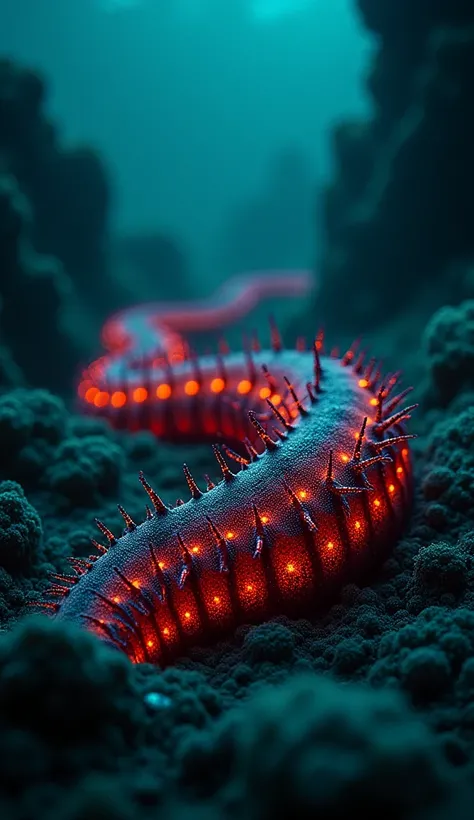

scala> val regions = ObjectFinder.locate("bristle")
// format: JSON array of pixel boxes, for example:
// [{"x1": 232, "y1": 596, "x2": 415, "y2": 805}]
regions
[
  {"x1": 325, "y1": 449, "x2": 372, "y2": 499},
  {"x1": 246, "y1": 350, "x2": 257, "y2": 384},
  {"x1": 206, "y1": 515, "x2": 229, "y2": 572},
  {"x1": 215, "y1": 351, "x2": 228, "y2": 385},
  {"x1": 117, "y1": 505, "x2": 136, "y2": 532},
  {"x1": 212, "y1": 444, "x2": 235, "y2": 482},
  {"x1": 251, "y1": 328, "x2": 261, "y2": 352},
  {"x1": 352, "y1": 416, "x2": 368, "y2": 463},
  {"x1": 315, "y1": 327, "x2": 324, "y2": 352},
  {"x1": 177, "y1": 532, "x2": 193, "y2": 588},
  {"x1": 243, "y1": 436, "x2": 259, "y2": 462},
  {"x1": 341, "y1": 337, "x2": 360, "y2": 366},
  {"x1": 252, "y1": 504, "x2": 267, "y2": 557},
  {"x1": 283, "y1": 480, "x2": 317, "y2": 532},
  {"x1": 384, "y1": 386, "x2": 414, "y2": 416},
  {"x1": 283, "y1": 375, "x2": 308, "y2": 416},
  {"x1": 221, "y1": 444, "x2": 250, "y2": 466},
  {"x1": 90, "y1": 538, "x2": 108, "y2": 555},
  {"x1": 363, "y1": 357, "x2": 376, "y2": 386},
  {"x1": 266, "y1": 397, "x2": 293, "y2": 430},
  {"x1": 261, "y1": 363, "x2": 279, "y2": 395},
  {"x1": 148, "y1": 542, "x2": 167, "y2": 601},
  {"x1": 27, "y1": 600, "x2": 59, "y2": 612},
  {"x1": 374, "y1": 404, "x2": 418, "y2": 436},
  {"x1": 374, "y1": 386, "x2": 384, "y2": 424},
  {"x1": 218, "y1": 336, "x2": 230, "y2": 356},
  {"x1": 269, "y1": 314, "x2": 283, "y2": 352},
  {"x1": 306, "y1": 382, "x2": 316, "y2": 404},
  {"x1": 48, "y1": 571, "x2": 79, "y2": 585},
  {"x1": 94, "y1": 518, "x2": 117, "y2": 545},
  {"x1": 313, "y1": 340, "x2": 322, "y2": 392},
  {"x1": 353, "y1": 349, "x2": 366, "y2": 374},
  {"x1": 372, "y1": 433, "x2": 417, "y2": 451},
  {"x1": 138, "y1": 471, "x2": 168, "y2": 515},
  {"x1": 248, "y1": 410, "x2": 278, "y2": 451},
  {"x1": 183, "y1": 463, "x2": 203, "y2": 499}
]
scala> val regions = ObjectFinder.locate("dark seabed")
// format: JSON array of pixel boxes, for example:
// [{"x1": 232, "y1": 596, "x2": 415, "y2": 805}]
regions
[{"x1": 1, "y1": 1, "x2": 474, "y2": 819}]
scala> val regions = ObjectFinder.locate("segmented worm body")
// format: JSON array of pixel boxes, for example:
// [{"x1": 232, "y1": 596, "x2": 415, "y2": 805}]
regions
[{"x1": 38, "y1": 271, "x2": 415, "y2": 665}]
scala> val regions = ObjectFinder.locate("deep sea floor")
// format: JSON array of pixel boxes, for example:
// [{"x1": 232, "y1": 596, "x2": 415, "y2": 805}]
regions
[{"x1": 1, "y1": 301, "x2": 474, "y2": 820}]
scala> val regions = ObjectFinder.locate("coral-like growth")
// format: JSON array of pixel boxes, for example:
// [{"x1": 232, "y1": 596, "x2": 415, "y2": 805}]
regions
[
  {"x1": 0, "y1": 481, "x2": 42, "y2": 574},
  {"x1": 0, "y1": 174, "x2": 78, "y2": 391},
  {"x1": 177, "y1": 673, "x2": 464, "y2": 819},
  {"x1": 0, "y1": 616, "x2": 144, "y2": 799},
  {"x1": 423, "y1": 301, "x2": 474, "y2": 405}
]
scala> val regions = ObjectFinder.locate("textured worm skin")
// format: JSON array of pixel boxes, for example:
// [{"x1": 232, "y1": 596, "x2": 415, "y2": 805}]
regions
[
  {"x1": 52, "y1": 343, "x2": 414, "y2": 666},
  {"x1": 38, "y1": 272, "x2": 415, "y2": 664}
]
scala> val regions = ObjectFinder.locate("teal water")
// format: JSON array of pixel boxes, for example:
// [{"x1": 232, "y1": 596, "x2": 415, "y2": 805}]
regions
[{"x1": 0, "y1": 0, "x2": 372, "y2": 283}]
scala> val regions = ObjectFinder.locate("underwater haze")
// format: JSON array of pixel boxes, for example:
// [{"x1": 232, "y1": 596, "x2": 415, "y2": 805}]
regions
[{"x1": 0, "y1": 0, "x2": 371, "y2": 277}]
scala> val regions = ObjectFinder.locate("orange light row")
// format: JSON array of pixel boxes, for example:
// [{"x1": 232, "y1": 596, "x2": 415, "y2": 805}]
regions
[{"x1": 80, "y1": 381, "x2": 282, "y2": 409}]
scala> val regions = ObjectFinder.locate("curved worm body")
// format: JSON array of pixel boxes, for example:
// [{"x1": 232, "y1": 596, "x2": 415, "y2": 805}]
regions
[{"x1": 38, "y1": 271, "x2": 415, "y2": 665}]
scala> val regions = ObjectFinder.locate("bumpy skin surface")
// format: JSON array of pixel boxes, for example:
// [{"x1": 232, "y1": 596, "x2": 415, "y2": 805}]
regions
[{"x1": 53, "y1": 340, "x2": 414, "y2": 666}]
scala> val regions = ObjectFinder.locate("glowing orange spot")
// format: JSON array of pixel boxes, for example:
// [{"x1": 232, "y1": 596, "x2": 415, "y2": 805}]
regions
[
  {"x1": 147, "y1": 640, "x2": 154, "y2": 648},
  {"x1": 213, "y1": 596, "x2": 221, "y2": 604},
  {"x1": 355, "y1": 521, "x2": 361, "y2": 530},
  {"x1": 246, "y1": 584, "x2": 254, "y2": 592},
  {"x1": 369, "y1": 397, "x2": 378, "y2": 406},
  {"x1": 359, "y1": 378, "x2": 369, "y2": 388},
  {"x1": 78, "y1": 380, "x2": 93, "y2": 399},
  {"x1": 113, "y1": 596, "x2": 121, "y2": 603},
  {"x1": 389, "y1": 484, "x2": 395, "y2": 493},
  {"x1": 156, "y1": 383, "x2": 172, "y2": 400},
  {"x1": 158, "y1": 561, "x2": 165, "y2": 570},
  {"x1": 163, "y1": 628, "x2": 170, "y2": 636},
  {"x1": 237, "y1": 379, "x2": 252, "y2": 395},
  {"x1": 94, "y1": 391, "x2": 109, "y2": 408},
  {"x1": 354, "y1": 431, "x2": 359, "y2": 440},
  {"x1": 402, "y1": 448, "x2": 408, "y2": 456},
  {"x1": 259, "y1": 386, "x2": 271, "y2": 399},
  {"x1": 133, "y1": 387, "x2": 148, "y2": 403},
  {"x1": 111, "y1": 391, "x2": 127, "y2": 408},
  {"x1": 261, "y1": 515, "x2": 269, "y2": 524},
  {"x1": 327, "y1": 541, "x2": 334, "y2": 550},
  {"x1": 210, "y1": 377, "x2": 225, "y2": 393},
  {"x1": 226, "y1": 531, "x2": 235, "y2": 540},
  {"x1": 396, "y1": 466, "x2": 403, "y2": 475},
  {"x1": 184, "y1": 380, "x2": 200, "y2": 396},
  {"x1": 298, "y1": 490, "x2": 307, "y2": 500},
  {"x1": 192, "y1": 546, "x2": 199, "y2": 553},
  {"x1": 374, "y1": 498, "x2": 381, "y2": 507},
  {"x1": 85, "y1": 386, "x2": 99, "y2": 403},
  {"x1": 271, "y1": 393, "x2": 281, "y2": 405},
  {"x1": 132, "y1": 580, "x2": 140, "y2": 588},
  {"x1": 287, "y1": 563, "x2": 295, "y2": 573},
  {"x1": 341, "y1": 454, "x2": 349, "y2": 462},
  {"x1": 184, "y1": 611, "x2": 191, "y2": 620}
]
